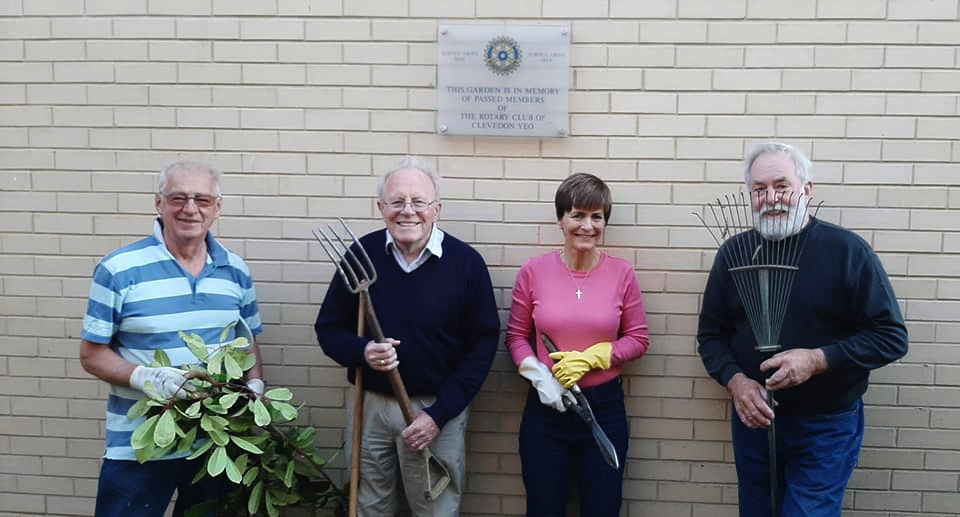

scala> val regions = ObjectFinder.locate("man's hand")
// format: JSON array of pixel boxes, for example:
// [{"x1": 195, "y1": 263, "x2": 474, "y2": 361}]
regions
[
  {"x1": 727, "y1": 373, "x2": 775, "y2": 429},
  {"x1": 129, "y1": 366, "x2": 196, "y2": 400},
  {"x1": 761, "y1": 348, "x2": 827, "y2": 391},
  {"x1": 401, "y1": 412, "x2": 439, "y2": 451},
  {"x1": 365, "y1": 339, "x2": 400, "y2": 371}
]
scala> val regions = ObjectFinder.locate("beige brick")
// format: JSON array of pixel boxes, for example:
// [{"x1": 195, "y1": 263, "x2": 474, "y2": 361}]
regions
[
  {"x1": 211, "y1": 86, "x2": 277, "y2": 107},
  {"x1": 637, "y1": 115, "x2": 704, "y2": 137},
  {"x1": 410, "y1": 0, "x2": 474, "y2": 17},
  {"x1": 27, "y1": 85, "x2": 85, "y2": 105},
  {"x1": 0, "y1": 41, "x2": 23, "y2": 61},
  {"x1": 175, "y1": 17, "x2": 239, "y2": 38},
  {"x1": 919, "y1": 22, "x2": 960, "y2": 44},
  {"x1": 745, "y1": 0, "x2": 814, "y2": 17},
  {"x1": 678, "y1": 0, "x2": 744, "y2": 18},
  {"x1": 114, "y1": 62, "x2": 176, "y2": 83},
  {"x1": 0, "y1": 63, "x2": 53, "y2": 83},
  {"x1": 610, "y1": 92, "x2": 675, "y2": 114},
  {"x1": 370, "y1": 110, "x2": 434, "y2": 132},
  {"x1": 277, "y1": 42, "x2": 341, "y2": 63},
  {"x1": 571, "y1": 21, "x2": 637, "y2": 43},
  {"x1": 147, "y1": 0, "x2": 210, "y2": 14},
  {"x1": 886, "y1": 46, "x2": 955, "y2": 69},
  {"x1": 847, "y1": 22, "x2": 918, "y2": 45},
  {"x1": 0, "y1": 84, "x2": 26, "y2": 104},
  {"x1": 646, "y1": 69, "x2": 711, "y2": 90},
  {"x1": 922, "y1": 70, "x2": 960, "y2": 92},
  {"x1": 706, "y1": 115, "x2": 775, "y2": 137},
  {"x1": 676, "y1": 46, "x2": 743, "y2": 68},
  {"x1": 569, "y1": 114, "x2": 635, "y2": 136},
  {"x1": 843, "y1": 163, "x2": 913, "y2": 185},
  {"x1": 212, "y1": 41, "x2": 277, "y2": 63},
  {"x1": 85, "y1": 40, "x2": 148, "y2": 61},
  {"x1": 240, "y1": 18, "x2": 304, "y2": 40},
  {"x1": 85, "y1": 0, "x2": 147, "y2": 15},
  {"x1": 609, "y1": 137, "x2": 676, "y2": 159},
  {"x1": 776, "y1": 21, "x2": 846, "y2": 43},
  {"x1": 31, "y1": 171, "x2": 90, "y2": 191},
  {"x1": 640, "y1": 21, "x2": 707, "y2": 43},
  {"x1": 371, "y1": 65, "x2": 433, "y2": 87},
  {"x1": 151, "y1": 129, "x2": 214, "y2": 150},
  {"x1": 606, "y1": 45, "x2": 673, "y2": 68},
  {"x1": 707, "y1": 22, "x2": 776, "y2": 43},
  {"x1": 148, "y1": 40, "x2": 210, "y2": 61},
  {"x1": 307, "y1": 64, "x2": 370, "y2": 85},
  {"x1": 280, "y1": 131, "x2": 342, "y2": 152},
  {"x1": 305, "y1": 19, "x2": 370, "y2": 41},
  {"x1": 746, "y1": 93, "x2": 815, "y2": 114},
  {"x1": 240, "y1": 108, "x2": 305, "y2": 130},
  {"x1": 679, "y1": 93, "x2": 746, "y2": 114},
  {"x1": 210, "y1": 0, "x2": 275, "y2": 14},
  {"x1": 815, "y1": 93, "x2": 884, "y2": 114},
  {"x1": 815, "y1": 46, "x2": 885, "y2": 68},
  {"x1": 177, "y1": 107, "x2": 239, "y2": 128},
  {"x1": 24, "y1": 41, "x2": 84, "y2": 62},
  {"x1": 889, "y1": 0, "x2": 957, "y2": 20},
  {"x1": 0, "y1": 18, "x2": 50, "y2": 39},
  {"x1": 114, "y1": 107, "x2": 176, "y2": 127},
  {"x1": 89, "y1": 129, "x2": 150, "y2": 149},
  {"x1": 576, "y1": 69, "x2": 644, "y2": 90},
  {"x1": 242, "y1": 63, "x2": 306, "y2": 85},
  {"x1": 714, "y1": 69, "x2": 780, "y2": 91},
  {"x1": 853, "y1": 70, "x2": 922, "y2": 92},
  {"x1": 88, "y1": 84, "x2": 149, "y2": 105},
  {"x1": 883, "y1": 140, "x2": 951, "y2": 162},
  {"x1": 23, "y1": 0, "x2": 83, "y2": 14},
  {"x1": 28, "y1": 128, "x2": 87, "y2": 149},
  {"x1": 541, "y1": 0, "x2": 608, "y2": 17},
  {"x1": 177, "y1": 62, "x2": 241, "y2": 84},
  {"x1": 813, "y1": 139, "x2": 882, "y2": 161},
  {"x1": 846, "y1": 117, "x2": 915, "y2": 139},
  {"x1": 918, "y1": 117, "x2": 960, "y2": 139},
  {"x1": 215, "y1": 129, "x2": 279, "y2": 151},
  {"x1": 776, "y1": 115, "x2": 844, "y2": 137},
  {"x1": 817, "y1": 0, "x2": 885, "y2": 18},
  {"x1": 113, "y1": 17, "x2": 176, "y2": 38},
  {"x1": 277, "y1": 0, "x2": 341, "y2": 16}
]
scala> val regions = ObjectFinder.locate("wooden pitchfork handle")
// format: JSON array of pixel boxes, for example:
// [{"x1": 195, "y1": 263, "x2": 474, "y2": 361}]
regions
[
  {"x1": 349, "y1": 298, "x2": 365, "y2": 517},
  {"x1": 358, "y1": 290, "x2": 451, "y2": 501}
]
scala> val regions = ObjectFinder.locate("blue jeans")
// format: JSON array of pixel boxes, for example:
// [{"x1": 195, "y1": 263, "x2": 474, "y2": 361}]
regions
[
  {"x1": 518, "y1": 378, "x2": 628, "y2": 517},
  {"x1": 95, "y1": 458, "x2": 223, "y2": 517},
  {"x1": 732, "y1": 399, "x2": 864, "y2": 517}
]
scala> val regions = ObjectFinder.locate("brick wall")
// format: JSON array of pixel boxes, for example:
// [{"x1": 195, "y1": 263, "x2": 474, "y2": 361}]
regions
[{"x1": 1, "y1": 1, "x2": 958, "y2": 516}]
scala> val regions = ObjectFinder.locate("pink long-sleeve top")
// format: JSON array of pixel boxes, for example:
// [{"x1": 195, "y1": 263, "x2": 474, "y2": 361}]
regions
[{"x1": 506, "y1": 251, "x2": 650, "y2": 388}]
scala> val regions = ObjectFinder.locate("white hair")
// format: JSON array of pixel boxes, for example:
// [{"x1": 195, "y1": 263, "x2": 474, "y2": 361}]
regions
[
  {"x1": 158, "y1": 160, "x2": 221, "y2": 196},
  {"x1": 744, "y1": 142, "x2": 813, "y2": 186},
  {"x1": 376, "y1": 156, "x2": 441, "y2": 199}
]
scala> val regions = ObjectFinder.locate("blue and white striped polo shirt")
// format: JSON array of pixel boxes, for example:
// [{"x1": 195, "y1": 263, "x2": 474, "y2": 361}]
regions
[{"x1": 82, "y1": 219, "x2": 262, "y2": 461}]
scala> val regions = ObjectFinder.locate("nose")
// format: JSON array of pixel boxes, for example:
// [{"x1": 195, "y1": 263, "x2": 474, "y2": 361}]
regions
[{"x1": 399, "y1": 201, "x2": 416, "y2": 214}]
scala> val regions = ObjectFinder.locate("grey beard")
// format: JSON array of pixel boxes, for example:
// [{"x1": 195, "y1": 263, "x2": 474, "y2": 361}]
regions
[{"x1": 754, "y1": 201, "x2": 808, "y2": 240}]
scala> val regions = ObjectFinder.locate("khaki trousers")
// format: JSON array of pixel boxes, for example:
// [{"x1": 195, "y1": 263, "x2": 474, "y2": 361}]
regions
[{"x1": 345, "y1": 388, "x2": 467, "y2": 517}]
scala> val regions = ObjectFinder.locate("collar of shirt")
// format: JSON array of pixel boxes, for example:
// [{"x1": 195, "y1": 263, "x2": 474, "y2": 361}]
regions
[
  {"x1": 384, "y1": 224, "x2": 445, "y2": 273},
  {"x1": 152, "y1": 217, "x2": 221, "y2": 266}
]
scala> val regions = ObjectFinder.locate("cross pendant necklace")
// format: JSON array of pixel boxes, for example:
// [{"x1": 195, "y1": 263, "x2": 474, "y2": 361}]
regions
[
  {"x1": 561, "y1": 250, "x2": 598, "y2": 301},
  {"x1": 576, "y1": 288, "x2": 583, "y2": 300}
]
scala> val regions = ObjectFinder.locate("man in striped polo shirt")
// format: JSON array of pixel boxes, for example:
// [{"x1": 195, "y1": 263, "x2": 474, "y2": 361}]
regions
[{"x1": 79, "y1": 160, "x2": 265, "y2": 517}]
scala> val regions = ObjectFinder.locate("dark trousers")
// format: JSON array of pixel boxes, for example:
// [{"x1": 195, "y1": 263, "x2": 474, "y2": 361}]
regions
[
  {"x1": 95, "y1": 458, "x2": 223, "y2": 517},
  {"x1": 732, "y1": 399, "x2": 864, "y2": 517},
  {"x1": 518, "y1": 378, "x2": 628, "y2": 517}
]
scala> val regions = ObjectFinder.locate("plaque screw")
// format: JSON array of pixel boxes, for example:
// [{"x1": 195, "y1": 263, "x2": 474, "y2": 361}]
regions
[
  {"x1": 439, "y1": 124, "x2": 448, "y2": 134},
  {"x1": 561, "y1": 29, "x2": 568, "y2": 37},
  {"x1": 557, "y1": 128, "x2": 568, "y2": 136},
  {"x1": 440, "y1": 29, "x2": 448, "y2": 36}
]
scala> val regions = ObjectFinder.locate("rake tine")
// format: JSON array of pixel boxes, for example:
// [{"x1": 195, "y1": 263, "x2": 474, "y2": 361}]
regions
[
  {"x1": 335, "y1": 218, "x2": 378, "y2": 285},
  {"x1": 313, "y1": 227, "x2": 362, "y2": 294}
]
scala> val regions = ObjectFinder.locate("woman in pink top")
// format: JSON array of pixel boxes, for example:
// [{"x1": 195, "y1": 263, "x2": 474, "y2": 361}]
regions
[{"x1": 506, "y1": 173, "x2": 650, "y2": 516}]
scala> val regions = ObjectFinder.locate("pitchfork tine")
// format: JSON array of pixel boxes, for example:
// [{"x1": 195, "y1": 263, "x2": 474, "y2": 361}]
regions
[
  {"x1": 335, "y1": 218, "x2": 378, "y2": 285},
  {"x1": 313, "y1": 226, "x2": 362, "y2": 294}
]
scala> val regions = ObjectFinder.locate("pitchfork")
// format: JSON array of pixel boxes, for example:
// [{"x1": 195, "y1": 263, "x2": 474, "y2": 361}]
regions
[{"x1": 313, "y1": 218, "x2": 451, "y2": 502}]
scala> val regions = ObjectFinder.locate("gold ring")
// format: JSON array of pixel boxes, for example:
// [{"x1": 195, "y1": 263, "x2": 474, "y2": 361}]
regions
[{"x1": 380, "y1": 359, "x2": 385, "y2": 365}]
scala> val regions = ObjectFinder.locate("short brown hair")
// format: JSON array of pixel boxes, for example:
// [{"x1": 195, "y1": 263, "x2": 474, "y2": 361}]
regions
[{"x1": 554, "y1": 173, "x2": 612, "y2": 222}]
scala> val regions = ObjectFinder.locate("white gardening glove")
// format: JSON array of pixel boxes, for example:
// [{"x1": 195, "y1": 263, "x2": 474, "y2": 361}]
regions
[
  {"x1": 519, "y1": 356, "x2": 573, "y2": 412},
  {"x1": 129, "y1": 366, "x2": 196, "y2": 400},
  {"x1": 246, "y1": 378, "x2": 265, "y2": 399}
]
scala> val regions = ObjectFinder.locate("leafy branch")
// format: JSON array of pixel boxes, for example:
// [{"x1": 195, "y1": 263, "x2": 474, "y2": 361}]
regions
[{"x1": 128, "y1": 325, "x2": 347, "y2": 517}]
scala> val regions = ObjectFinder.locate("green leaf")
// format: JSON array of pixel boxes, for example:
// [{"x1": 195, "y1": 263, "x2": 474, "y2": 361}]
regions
[
  {"x1": 126, "y1": 398, "x2": 150, "y2": 420},
  {"x1": 223, "y1": 452, "x2": 242, "y2": 484},
  {"x1": 283, "y1": 459, "x2": 295, "y2": 488},
  {"x1": 265, "y1": 489, "x2": 279, "y2": 517},
  {"x1": 207, "y1": 445, "x2": 228, "y2": 477},
  {"x1": 155, "y1": 349, "x2": 172, "y2": 367},
  {"x1": 131, "y1": 414, "x2": 159, "y2": 450},
  {"x1": 184, "y1": 399, "x2": 203, "y2": 419},
  {"x1": 293, "y1": 427, "x2": 316, "y2": 449},
  {"x1": 207, "y1": 351, "x2": 223, "y2": 375},
  {"x1": 234, "y1": 453, "x2": 248, "y2": 474},
  {"x1": 252, "y1": 399, "x2": 271, "y2": 426},
  {"x1": 248, "y1": 480, "x2": 264, "y2": 515},
  {"x1": 230, "y1": 435, "x2": 264, "y2": 455},
  {"x1": 200, "y1": 413, "x2": 228, "y2": 432},
  {"x1": 270, "y1": 401, "x2": 298, "y2": 422},
  {"x1": 175, "y1": 426, "x2": 197, "y2": 454},
  {"x1": 219, "y1": 391, "x2": 240, "y2": 410},
  {"x1": 219, "y1": 321, "x2": 235, "y2": 343},
  {"x1": 202, "y1": 397, "x2": 227, "y2": 414},
  {"x1": 209, "y1": 428, "x2": 230, "y2": 447},
  {"x1": 186, "y1": 438, "x2": 214, "y2": 460},
  {"x1": 223, "y1": 352, "x2": 242, "y2": 380},
  {"x1": 265, "y1": 388, "x2": 293, "y2": 401},
  {"x1": 154, "y1": 410, "x2": 177, "y2": 448},
  {"x1": 240, "y1": 353, "x2": 257, "y2": 371},
  {"x1": 179, "y1": 331, "x2": 209, "y2": 362},
  {"x1": 242, "y1": 466, "x2": 259, "y2": 486}
]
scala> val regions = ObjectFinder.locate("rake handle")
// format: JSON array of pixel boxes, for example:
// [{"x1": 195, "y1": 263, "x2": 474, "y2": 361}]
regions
[{"x1": 359, "y1": 291, "x2": 418, "y2": 425}]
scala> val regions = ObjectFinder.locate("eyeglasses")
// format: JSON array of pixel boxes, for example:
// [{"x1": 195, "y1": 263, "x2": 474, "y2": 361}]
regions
[
  {"x1": 383, "y1": 198, "x2": 437, "y2": 213},
  {"x1": 161, "y1": 193, "x2": 220, "y2": 209}
]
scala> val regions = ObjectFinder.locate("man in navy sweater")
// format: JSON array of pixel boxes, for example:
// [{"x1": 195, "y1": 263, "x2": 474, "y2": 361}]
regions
[
  {"x1": 697, "y1": 142, "x2": 908, "y2": 516},
  {"x1": 314, "y1": 156, "x2": 500, "y2": 516}
]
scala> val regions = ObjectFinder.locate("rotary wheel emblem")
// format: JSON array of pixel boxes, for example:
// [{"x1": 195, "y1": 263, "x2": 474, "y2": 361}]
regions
[{"x1": 484, "y1": 36, "x2": 522, "y2": 76}]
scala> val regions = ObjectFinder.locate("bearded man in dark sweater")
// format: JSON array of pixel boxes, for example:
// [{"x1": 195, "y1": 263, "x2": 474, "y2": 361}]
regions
[
  {"x1": 697, "y1": 142, "x2": 908, "y2": 517},
  {"x1": 314, "y1": 156, "x2": 500, "y2": 517}
]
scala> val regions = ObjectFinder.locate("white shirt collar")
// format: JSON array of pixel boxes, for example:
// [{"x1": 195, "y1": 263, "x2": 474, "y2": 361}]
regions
[{"x1": 384, "y1": 224, "x2": 444, "y2": 273}]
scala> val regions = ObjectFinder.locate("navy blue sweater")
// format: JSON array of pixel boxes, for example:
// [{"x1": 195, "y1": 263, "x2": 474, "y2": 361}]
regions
[
  {"x1": 314, "y1": 229, "x2": 500, "y2": 429},
  {"x1": 697, "y1": 217, "x2": 908, "y2": 413}
]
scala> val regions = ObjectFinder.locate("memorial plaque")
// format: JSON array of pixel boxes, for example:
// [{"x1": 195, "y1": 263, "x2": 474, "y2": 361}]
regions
[{"x1": 438, "y1": 24, "x2": 570, "y2": 138}]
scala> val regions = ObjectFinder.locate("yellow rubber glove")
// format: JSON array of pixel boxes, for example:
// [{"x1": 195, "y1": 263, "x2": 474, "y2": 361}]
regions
[{"x1": 549, "y1": 342, "x2": 612, "y2": 388}]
